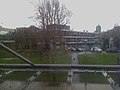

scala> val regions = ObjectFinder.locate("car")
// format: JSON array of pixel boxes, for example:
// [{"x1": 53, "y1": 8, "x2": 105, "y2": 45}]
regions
[
  {"x1": 70, "y1": 46, "x2": 76, "y2": 51},
  {"x1": 73, "y1": 46, "x2": 80, "y2": 51},
  {"x1": 69, "y1": 46, "x2": 84, "y2": 52},
  {"x1": 77, "y1": 48, "x2": 84, "y2": 52},
  {"x1": 91, "y1": 47, "x2": 102, "y2": 53},
  {"x1": 71, "y1": 46, "x2": 83, "y2": 52}
]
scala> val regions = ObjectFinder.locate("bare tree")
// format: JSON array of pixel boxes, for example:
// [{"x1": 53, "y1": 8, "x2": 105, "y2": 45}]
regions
[
  {"x1": 111, "y1": 26, "x2": 120, "y2": 50},
  {"x1": 100, "y1": 31, "x2": 109, "y2": 50},
  {"x1": 33, "y1": 0, "x2": 72, "y2": 81},
  {"x1": 35, "y1": 0, "x2": 72, "y2": 29},
  {"x1": 101, "y1": 25, "x2": 120, "y2": 51},
  {"x1": 33, "y1": 0, "x2": 72, "y2": 52},
  {"x1": 15, "y1": 26, "x2": 39, "y2": 50}
]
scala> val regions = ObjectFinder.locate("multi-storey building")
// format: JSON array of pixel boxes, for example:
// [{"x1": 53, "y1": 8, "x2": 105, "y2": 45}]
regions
[
  {"x1": 62, "y1": 30, "x2": 97, "y2": 48},
  {"x1": 47, "y1": 24, "x2": 101, "y2": 49}
]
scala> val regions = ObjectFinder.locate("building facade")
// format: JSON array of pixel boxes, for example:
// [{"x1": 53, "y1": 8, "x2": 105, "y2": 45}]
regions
[
  {"x1": 47, "y1": 24, "x2": 101, "y2": 49},
  {"x1": 62, "y1": 30, "x2": 100, "y2": 49}
]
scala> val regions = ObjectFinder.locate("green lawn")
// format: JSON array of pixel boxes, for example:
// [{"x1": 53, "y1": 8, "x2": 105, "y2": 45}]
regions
[
  {"x1": 35, "y1": 72, "x2": 67, "y2": 82},
  {"x1": 0, "y1": 48, "x2": 71, "y2": 64},
  {"x1": 4, "y1": 71, "x2": 33, "y2": 81},
  {"x1": 80, "y1": 73, "x2": 108, "y2": 84},
  {"x1": 0, "y1": 48, "x2": 22, "y2": 64},
  {"x1": 0, "y1": 48, "x2": 70, "y2": 81},
  {"x1": 0, "y1": 48, "x2": 15, "y2": 58},
  {"x1": 78, "y1": 53, "x2": 120, "y2": 84},
  {"x1": 3, "y1": 71, "x2": 67, "y2": 82},
  {"x1": 78, "y1": 53, "x2": 118, "y2": 65},
  {"x1": 24, "y1": 51, "x2": 71, "y2": 64},
  {"x1": 1, "y1": 47, "x2": 120, "y2": 83}
]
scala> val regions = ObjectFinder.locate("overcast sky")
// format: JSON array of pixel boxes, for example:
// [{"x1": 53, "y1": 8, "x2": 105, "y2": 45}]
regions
[{"x1": 0, "y1": 0, "x2": 120, "y2": 32}]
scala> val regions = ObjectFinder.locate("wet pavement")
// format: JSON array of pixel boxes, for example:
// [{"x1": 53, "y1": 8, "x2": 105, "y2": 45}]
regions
[
  {"x1": 71, "y1": 53, "x2": 78, "y2": 64},
  {"x1": 71, "y1": 53, "x2": 80, "y2": 83},
  {"x1": 0, "y1": 81, "x2": 113, "y2": 90}
]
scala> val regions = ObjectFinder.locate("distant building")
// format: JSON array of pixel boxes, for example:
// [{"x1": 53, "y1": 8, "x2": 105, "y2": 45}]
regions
[
  {"x1": 46, "y1": 24, "x2": 101, "y2": 49},
  {"x1": 47, "y1": 24, "x2": 70, "y2": 30},
  {"x1": 95, "y1": 25, "x2": 101, "y2": 34},
  {"x1": 62, "y1": 30, "x2": 97, "y2": 49}
]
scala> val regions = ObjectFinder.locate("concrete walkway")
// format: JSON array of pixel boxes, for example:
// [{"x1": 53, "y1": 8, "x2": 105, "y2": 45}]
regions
[
  {"x1": 67, "y1": 53, "x2": 80, "y2": 84},
  {"x1": 71, "y1": 53, "x2": 80, "y2": 83},
  {"x1": 0, "y1": 81, "x2": 113, "y2": 90}
]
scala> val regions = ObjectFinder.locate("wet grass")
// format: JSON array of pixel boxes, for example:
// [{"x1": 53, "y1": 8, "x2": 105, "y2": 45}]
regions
[
  {"x1": 35, "y1": 72, "x2": 67, "y2": 82},
  {"x1": 2, "y1": 71, "x2": 67, "y2": 82},
  {"x1": 24, "y1": 51, "x2": 71, "y2": 64},
  {"x1": 80, "y1": 73, "x2": 108, "y2": 84},
  {"x1": 0, "y1": 48, "x2": 22, "y2": 64},
  {"x1": 1, "y1": 47, "x2": 119, "y2": 83},
  {"x1": 0, "y1": 48, "x2": 70, "y2": 81},
  {"x1": 78, "y1": 53, "x2": 120, "y2": 84},
  {"x1": 4, "y1": 71, "x2": 33, "y2": 81},
  {"x1": 0, "y1": 48, "x2": 71, "y2": 64},
  {"x1": 78, "y1": 53, "x2": 118, "y2": 65},
  {"x1": 0, "y1": 48, "x2": 14, "y2": 58}
]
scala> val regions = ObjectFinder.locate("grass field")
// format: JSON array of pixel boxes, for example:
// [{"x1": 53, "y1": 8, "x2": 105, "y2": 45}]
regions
[
  {"x1": 23, "y1": 51, "x2": 71, "y2": 64},
  {"x1": 4, "y1": 72, "x2": 33, "y2": 81},
  {"x1": 78, "y1": 52, "x2": 120, "y2": 84},
  {"x1": 0, "y1": 48, "x2": 70, "y2": 82},
  {"x1": 1, "y1": 47, "x2": 120, "y2": 83},
  {"x1": 80, "y1": 73, "x2": 108, "y2": 84},
  {"x1": 0, "y1": 48, "x2": 71, "y2": 64},
  {"x1": 35, "y1": 72, "x2": 67, "y2": 82},
  {"x1": 0, "y1": 48, "x2": 22, "y2": 64},
  {"x1": 78, "y1": 53, "x2": 118, "y2": 65}
]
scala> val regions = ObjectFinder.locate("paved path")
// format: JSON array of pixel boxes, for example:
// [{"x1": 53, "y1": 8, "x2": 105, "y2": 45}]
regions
[
  {"x1": 67, "y1": 53, "x2": 79, "y2": 84},
  {"x1": 71, "y1": 53, "x2": 78, "y2": 64},
  {"x1": 0, "y1": 81, "x2": 113, "y2": 90},
  {"x1": 71, "y1": 53, "x2": 80, "y2": 83},
  {"x1": 68, "y1": 52, "x2": 92, "y2": 83}
]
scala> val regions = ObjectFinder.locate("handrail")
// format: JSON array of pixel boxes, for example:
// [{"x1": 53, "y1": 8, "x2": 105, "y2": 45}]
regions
[
  {"x1": 0, "y1": 64, "x2": 120, "y2": 70},
  {"x1": 0, "y1": 43, "x2": 35, "y2": 68}
]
